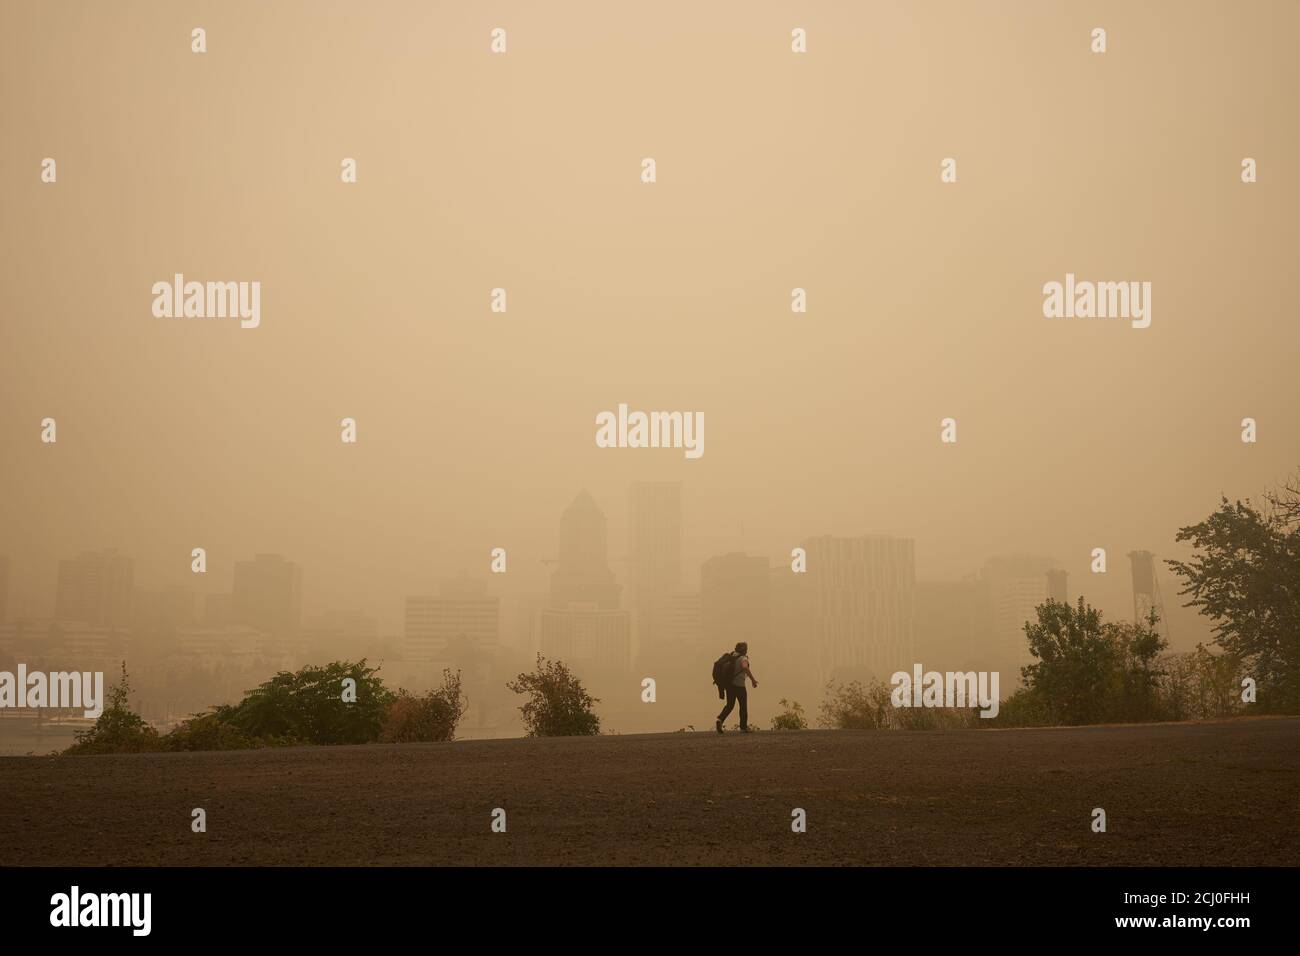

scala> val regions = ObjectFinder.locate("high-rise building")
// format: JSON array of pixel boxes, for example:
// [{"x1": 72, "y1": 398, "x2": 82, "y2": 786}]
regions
[
  {"x1": 654, "y1": 592, "x2": 701, "y2": 647},
  {"x1": 628, "y1": 481, "x2": 683, "y2": 647},
  {"x1": 232, "y1": 554, "x2": 302, "y2": 638},
  {"x1": 404, "y1": 575, "x2": 499, "y2": 661},
  {"x1": 549, "y1": 490, "x2": 620, "y2": 609},
  {"x1": 1046, "y1": 568, "x2": 1069, "y2": 604},
  {"x1": 55, "y1": 549, "x2": 134, "y2": 627},
  {"x1": 981, "y1": 554, "x2": 1057, "y2": 673},
  {"x1": 538, "y1": 604, "x2": 632, "y2": 674},
  {"x1": 801, "y1": 535, "x2": 915, "y2": 685},
  {"x1": 701, "y1": 553, "x2": 769, "y2": 652}
]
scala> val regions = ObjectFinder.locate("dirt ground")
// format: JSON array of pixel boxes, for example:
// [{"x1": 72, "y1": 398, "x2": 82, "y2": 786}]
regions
[{"x1": 1, "y1": 717, "x2": 1296, "y2": 866}]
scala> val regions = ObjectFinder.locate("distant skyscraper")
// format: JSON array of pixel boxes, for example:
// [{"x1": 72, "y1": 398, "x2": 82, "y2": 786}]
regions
[
  {"x1": 981, "y1": 555, "x2": 1056, "y2": 671},
  {"x1": 404, "y1": 575, "x2": 499, "y2": 661},
  {"x1": 701, "y1": 553, "x2": 769, "y2": 652},
  {"x1": 538, "y1": 604, "x2": 631, "y2": 673},
  {"x1": 55, "y1": 549, "x2": 134, "y2": 627},
  {"x1": 801, "y1": 535, "x2": 915, "y2": 685},
  {"x1": 232, "y1": 553, "x2": 302, "y2": 637},
  {"x1": 655, "y1": 592, "x2": 702, "y2": 647},
  {"x1": 628, "y1": 481, "x2": 683, "y2": 645},
  {"x1": 1046, "y1": 568, "x2": 1069, "y2": 604},
  {"x1": 549, "y1": 490, "x2": 621, "y2": 609},
  {"x1": 0, "y1": 555, "x2": 9, "y2": 624}
]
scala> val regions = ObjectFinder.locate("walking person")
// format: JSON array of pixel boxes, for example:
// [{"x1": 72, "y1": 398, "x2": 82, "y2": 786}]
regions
[{"x1": 713, "y1": 641, "x2": 758, "y2": 733}]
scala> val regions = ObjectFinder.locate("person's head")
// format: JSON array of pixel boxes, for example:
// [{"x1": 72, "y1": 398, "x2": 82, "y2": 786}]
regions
[{"x1": 735, "y1": 642, "x2": 748, "y2": 655}]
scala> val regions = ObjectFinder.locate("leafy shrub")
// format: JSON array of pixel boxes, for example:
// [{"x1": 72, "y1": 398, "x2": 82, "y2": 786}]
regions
[
  {"x1": 506, "y1": 655, "x2": 600, "y2": 737},
  {"x1": 818, "y1": 679, "x2": 892, "y2": 730},
  {"x1": 770, "y1": 698, "x2": 808, "y2": 731},
  {"x1": 163, "y1": 712, "x2": 290, "y2": 751},
  {"x1": 379, "y1": 669, "x2": 468, "y2": 743},
  {"x1": 64, "y1": 664, "x2": 161, "y2": 755},
  {"x1": 981, "y1": 686, "x2": 1055, "y2": 728},
  {"x1": 212, "y1": 660, "x2": 393, "y2": 745}
]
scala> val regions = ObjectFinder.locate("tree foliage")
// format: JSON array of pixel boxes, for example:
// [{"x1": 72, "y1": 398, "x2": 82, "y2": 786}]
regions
[
  {"x1": 506, "y1": 655, "x2": 600, "y2": 737},
  {"x1": 211, "y1": 660, "x2": 393, "y2": 745},
  {"x1": 1018, "y1": 599, "x2": 1167, "y2": 725},
  {"x1": 1167, "y1": 475, "x2": 1300, "y2": 712}
]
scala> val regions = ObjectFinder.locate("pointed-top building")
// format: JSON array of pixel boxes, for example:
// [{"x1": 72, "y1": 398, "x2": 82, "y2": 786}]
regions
[{"x1": 549, "y1": 490, "x2": 621, "y2": 609}]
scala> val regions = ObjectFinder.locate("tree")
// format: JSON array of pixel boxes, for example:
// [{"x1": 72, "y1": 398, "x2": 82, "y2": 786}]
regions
[
  {"x1": 1106, "y1": 609, "x2": 1168, "y2": 722},
  {"x1": 506, "y1": 655, "x2": 600, "y2": 737},
  {"x1": 65, "y1": 663, "x2": 160, "y2": 755},
  {"x1": 1168, "y1": 474, "x2": 1300, "y2": 713},
  {"x1": 213, "y1": 659, "x2": 393, "y2": 745},
  {"x1": 1020, "y1": 599, "x2": 1118, "y2": 725}
]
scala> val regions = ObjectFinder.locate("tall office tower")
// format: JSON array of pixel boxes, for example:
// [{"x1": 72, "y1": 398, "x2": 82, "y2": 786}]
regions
[
  {"x1": 549, "y1": 490, "x2": 621, "y2": 610},
  {"x1": 55, "y1": 549, "x2": 135, "y2": 627},
  {"x1": 232, "y1": 553, "x2": 302, "y2": 637},
  {"x1": 538, "y1": 604, "x2": 632, "y2": 674},
  {"x1": 1046, "y1": 568, "x2": 1069, "y2": 604},
  {"x1": 655, "y1": 592, "x2": 701, "y2": 647},
  {"x1": 0, "y1": 555, "x2": 9, "y2": 624},
  {"x1": 509, "y1": 592, "x2": 550, "y2": 654},
  {"x1": 801, "y1": 535, "x2": 916, "y2": 686},
  {"x1": 628, "y1": 481, "x2": 683, "y2": 647},
  {"x1": 701, "y1": 553, "x2": 770, "y2": 652},
  {"x1": 981, "y1": 554, "x2": 1057, "y2": 672},
  {"x1": 404, "y1": 575, "x2": 500, "y2": 661}
]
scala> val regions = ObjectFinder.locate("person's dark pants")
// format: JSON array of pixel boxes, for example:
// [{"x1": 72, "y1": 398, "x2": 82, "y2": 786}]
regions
[{"x1": 717, "y1": 685, "x2": 748, "y2": 729}]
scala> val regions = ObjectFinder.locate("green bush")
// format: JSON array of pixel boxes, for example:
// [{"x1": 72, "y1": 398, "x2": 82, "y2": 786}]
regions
[
  {"x1": 163, "y1": 712, "x2": 291, "y2": 751},
  {"x1": 64, "y1": 664, "x2": 161, "y2": 755},
  {"x1": 818, "y1": 679, "x2": 892, "y2": 730},
  {"x1": 769, "y1": 698, "x2": 807, "y2": 731},
  {"x1": 211, "y1": 660, "x2": 393, "y2": 745},
  {"x1": 506, "y1": 655, "x2": 600, "y2": 737}
]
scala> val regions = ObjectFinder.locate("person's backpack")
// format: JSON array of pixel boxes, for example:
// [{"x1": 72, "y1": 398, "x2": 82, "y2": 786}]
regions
[{"x1": 712, "y1": 652, "x2": 737, "y2": 696}]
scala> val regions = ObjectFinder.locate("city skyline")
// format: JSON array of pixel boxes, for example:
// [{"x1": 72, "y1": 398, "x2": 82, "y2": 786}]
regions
[{"x1": 0, "y1": 478, "x2": 1212, "y2": 661}]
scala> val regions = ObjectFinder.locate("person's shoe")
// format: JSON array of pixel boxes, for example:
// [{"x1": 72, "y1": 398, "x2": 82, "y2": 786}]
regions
[
  {"x1": 739, "y1": 726, "x2": 754, "y2": 733},
  {"x1": 715, "y1": 719, "x2": 724, "y2": 734}
]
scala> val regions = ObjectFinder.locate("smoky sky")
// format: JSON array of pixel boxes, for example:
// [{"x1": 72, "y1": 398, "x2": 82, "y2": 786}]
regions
[{"x1": 2, "y1": 1, "x2": 1296, "y2": 640}]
